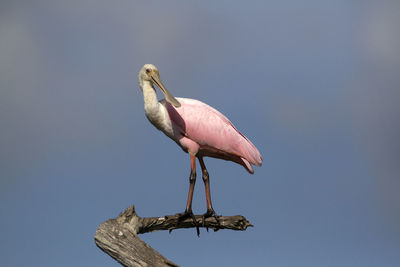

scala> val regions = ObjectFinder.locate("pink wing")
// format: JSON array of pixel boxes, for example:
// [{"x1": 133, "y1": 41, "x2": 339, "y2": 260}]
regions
[{"x1": 165, "y1": 98, "x2": 262, "y2": 173}]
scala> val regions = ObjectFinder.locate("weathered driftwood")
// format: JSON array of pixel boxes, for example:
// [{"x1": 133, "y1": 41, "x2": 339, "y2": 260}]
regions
[{"x1": 94, "y1": 205, "x2": 253, "y2": 267}]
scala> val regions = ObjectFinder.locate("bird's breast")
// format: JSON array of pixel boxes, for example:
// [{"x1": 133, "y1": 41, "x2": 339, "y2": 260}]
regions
[{"x1": 145, "y1": 102, "x2": 177, "y2": 140}]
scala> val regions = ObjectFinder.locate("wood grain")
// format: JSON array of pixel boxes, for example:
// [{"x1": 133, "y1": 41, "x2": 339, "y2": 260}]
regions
[{"x1": 95, "y1": 205, "x2": 253, "y2": 267}]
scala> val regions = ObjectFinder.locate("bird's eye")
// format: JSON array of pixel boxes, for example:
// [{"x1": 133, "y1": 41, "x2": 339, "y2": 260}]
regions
[{"x1": 145, "y1": 69, "x2": 151, "y2": 74}]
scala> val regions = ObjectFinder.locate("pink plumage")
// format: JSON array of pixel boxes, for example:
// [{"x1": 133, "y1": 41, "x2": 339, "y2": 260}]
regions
[
  {"x1": 139, "y1": 64, "x2": 262, "y2": 231},
  {"x1": 164, "y1": 98, "x2": 262, "y2": 173}
]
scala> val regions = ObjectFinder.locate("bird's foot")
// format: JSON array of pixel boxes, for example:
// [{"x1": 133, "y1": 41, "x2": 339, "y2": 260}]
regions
[
  {"x1": 202, "y1": 208, "x2": 220, "y2": 231},
  {"x1": 171, "y1": 210, "x2": 200, "y2": 236}
]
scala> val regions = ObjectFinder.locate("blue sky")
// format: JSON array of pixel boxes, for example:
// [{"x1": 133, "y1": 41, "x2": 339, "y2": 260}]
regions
[{"x1": 1, "y1": 1, "x2": 400, "y2": 266}]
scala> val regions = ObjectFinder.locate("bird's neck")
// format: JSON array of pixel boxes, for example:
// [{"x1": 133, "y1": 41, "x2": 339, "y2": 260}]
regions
[{"x1": 141, "y1": 80, "x2": 161, "y2": 117}]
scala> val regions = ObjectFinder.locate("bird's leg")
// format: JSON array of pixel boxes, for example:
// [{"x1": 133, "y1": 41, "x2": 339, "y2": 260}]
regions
[
  {"x1": 185, "y1": 155, "x2": 197, "y2": 214},
  {"x1": 176, "y1": 154, "x2": 200, "y2": 236},
  {"x1": 198, "y1": 157, "x2": 220, "y2": 228}
]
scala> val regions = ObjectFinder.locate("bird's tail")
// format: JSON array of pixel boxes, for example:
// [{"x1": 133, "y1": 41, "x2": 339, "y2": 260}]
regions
[
  {"x1": 233, "y1": 128, "x2": 262, "y2": 173},
  {"x1": 240, "y1": 137, "x2": 262, "y2": 166}
]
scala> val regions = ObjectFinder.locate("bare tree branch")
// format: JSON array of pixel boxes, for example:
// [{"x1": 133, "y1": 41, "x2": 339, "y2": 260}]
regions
[{"x1": 94, "y1": 205, "x2": 253, "y2": 267}]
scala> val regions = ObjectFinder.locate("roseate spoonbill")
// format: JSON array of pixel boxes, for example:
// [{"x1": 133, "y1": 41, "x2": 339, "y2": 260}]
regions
[{"x1": 139, "y1": 64, "x2": 262, "y2": 233}]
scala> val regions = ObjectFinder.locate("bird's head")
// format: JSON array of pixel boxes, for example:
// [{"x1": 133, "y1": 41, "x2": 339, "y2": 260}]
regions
[{"x1": 139, "y1": 64, "x2": 181, "y2": 108}]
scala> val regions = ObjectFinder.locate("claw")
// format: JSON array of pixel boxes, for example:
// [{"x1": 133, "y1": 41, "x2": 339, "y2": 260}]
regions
[
  {"x1": 176, "y1": 210, "x2": 200, "y2": 236},
  {"x1": 202, "y1": 208, "x2": 220, "y2": 230}
]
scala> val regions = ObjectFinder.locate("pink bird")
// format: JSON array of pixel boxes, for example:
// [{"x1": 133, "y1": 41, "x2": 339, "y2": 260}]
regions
[{"x1": 139, "y1": 64, "x2": 262, "y2": 233}]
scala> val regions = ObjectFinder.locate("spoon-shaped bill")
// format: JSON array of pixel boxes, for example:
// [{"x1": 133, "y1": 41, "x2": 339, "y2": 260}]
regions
[{"x1": 151, "y1": 75, "x2": 181, "y2": 108}]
